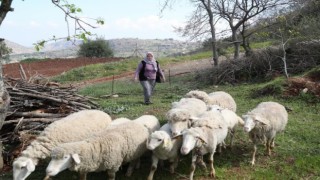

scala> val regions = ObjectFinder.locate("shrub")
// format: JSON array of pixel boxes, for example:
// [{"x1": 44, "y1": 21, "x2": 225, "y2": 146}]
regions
[{"x1": 78, "y1": 38, "x2": 114, "y2": 58}]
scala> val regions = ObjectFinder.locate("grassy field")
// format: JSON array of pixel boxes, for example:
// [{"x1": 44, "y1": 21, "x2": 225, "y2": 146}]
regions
[
  {"x1": 77, "y1": 73, "x2": 320, "y2": 180},
  {"x1": 3, "y1": 49, "x2": 319, "y2": 179},
  {"x1": 6, "y1": 68, "x2": 317, "y2": 180}
]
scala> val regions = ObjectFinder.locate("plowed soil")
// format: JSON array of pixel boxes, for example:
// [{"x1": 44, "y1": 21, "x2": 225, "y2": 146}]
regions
[
  {"x1": 3, "y1": 57, "x2": 123, "y2": 79},
  {"x1": 3, "y1": 57, "x2": 214, "y2": 87}
]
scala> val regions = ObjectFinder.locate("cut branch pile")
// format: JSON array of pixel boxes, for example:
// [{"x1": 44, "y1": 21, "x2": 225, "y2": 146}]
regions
[{"x1": 1, "y1": 77, "x2": 100, "y2": 144}]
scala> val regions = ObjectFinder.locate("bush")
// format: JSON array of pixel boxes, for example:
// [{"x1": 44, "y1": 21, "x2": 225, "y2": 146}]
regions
[{"x1": 78, "y1": 38, "x2": 113, "y2": 58}]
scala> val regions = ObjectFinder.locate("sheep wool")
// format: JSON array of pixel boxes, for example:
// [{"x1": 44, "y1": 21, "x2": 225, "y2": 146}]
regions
[
  {"x1": 185, "y1": 90, "x2": 237, "y2": 112},
  {"x1": 243, "y1": 101, "x2": 288, "y2": 165},
  {"x1": 166, "y1": 97, "x2": 207, "y2": 136},
  {"x1": 21, "y1": 110, "x2": 112, "y2": 159},
  {"x1": 46, "y1": 121, "x2": 150, "y2": 180},
  {"x1": 13, "y1": 110, "x2": 112, "y2": 180}
]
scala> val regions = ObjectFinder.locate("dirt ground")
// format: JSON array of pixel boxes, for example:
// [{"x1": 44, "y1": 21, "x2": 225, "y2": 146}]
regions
[
  {"x1": 3, "y1": 57, "x2": 214, "y2": 86},
  {"x1": 2, "y1": 57, "x2": 122, "y2": 79}
]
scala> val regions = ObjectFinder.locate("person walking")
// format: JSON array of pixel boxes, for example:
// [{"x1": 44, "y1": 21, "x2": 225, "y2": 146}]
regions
[{"x1": 134, "y1": 52, "x2": 165, "y2": 105}]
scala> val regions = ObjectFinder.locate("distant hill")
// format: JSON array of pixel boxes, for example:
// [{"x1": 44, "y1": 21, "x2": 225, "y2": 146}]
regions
[
  {"x1": 4, "y1": 40, "x2": 35, "y2": 54},
  {"x1": 4, "y1": 38, "x2": 202, "y2": 63}
]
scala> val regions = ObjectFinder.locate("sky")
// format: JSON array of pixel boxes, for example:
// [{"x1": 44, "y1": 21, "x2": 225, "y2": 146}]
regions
[{"x1": 0, "y1": 0, "x2": 197, "y2": 47}]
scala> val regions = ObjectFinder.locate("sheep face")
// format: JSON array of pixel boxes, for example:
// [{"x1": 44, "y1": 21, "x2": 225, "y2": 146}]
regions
[
  {"x1": 166, "y1": 109, "x2": 191, "y2": 136},
  {"x1": 46, "y1": 154, "x2": 80, "y2": 177},
  {"x1": 243, "y1": 115, "x2": 256, "y2": 132},
  {"x1": 147, "y1": 131, "x2": 168, "y2": 150},
  {"x1": 169, "y1": 120, "x2": 189, "y2": 137},
  {"x1": 208, "y1": 104, "x2": 223, "y2": 111},
  {"x1": 180, "y1": 129, "x2": 202, "y2": 155},
  {"x1": 13, "y1": 157, "x2": 36, "y2": 180}
]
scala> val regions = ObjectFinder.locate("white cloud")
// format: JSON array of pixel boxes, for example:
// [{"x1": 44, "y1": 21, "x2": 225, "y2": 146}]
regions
[
  {"x1": 46, "y1": 21, "x2": 60, "y2": 29},
  {"x1": 29, "y1": 20, "x2": 41, "y2": 28},
  {"x1": 114, "y1": 15, "x2": 185, "y2": 32},
  {"x1": 115, "y1": 17, "x2": 140, "y2": 29}
]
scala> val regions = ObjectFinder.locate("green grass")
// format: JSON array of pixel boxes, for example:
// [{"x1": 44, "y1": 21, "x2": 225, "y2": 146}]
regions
[
  {"x1": 3, "y1": 50, "x2": 319, "y2": 179},
  {"x1": 13, "y1": 72, "x2": 316, "y2": 180},
  {"x1": 51, "y1": 52, "x2": 213, "y2": 83}
]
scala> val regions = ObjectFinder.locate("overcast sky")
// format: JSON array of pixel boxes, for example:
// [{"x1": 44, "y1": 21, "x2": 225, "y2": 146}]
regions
[{"x1": 0, "y1": 0, "x2": 196, "y2": 47}]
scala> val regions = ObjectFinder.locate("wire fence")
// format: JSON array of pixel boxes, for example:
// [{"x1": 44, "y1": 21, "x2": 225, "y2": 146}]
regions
[{"x1": 96, "y1": 59, "x2": 214, "y2": 97}]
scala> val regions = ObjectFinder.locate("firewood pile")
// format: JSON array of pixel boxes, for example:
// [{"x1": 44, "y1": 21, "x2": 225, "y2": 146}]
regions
[{"x1": 1, "y1": 76, "x2": 100, "y2": 144}]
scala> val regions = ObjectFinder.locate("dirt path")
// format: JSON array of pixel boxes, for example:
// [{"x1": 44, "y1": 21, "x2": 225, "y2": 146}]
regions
[
  {"x1": 74, "y1": 58, "x2": 214, "y2": 87},
  {"x1": 3, "y1": 57, "x2": 215, "y2": 88}
]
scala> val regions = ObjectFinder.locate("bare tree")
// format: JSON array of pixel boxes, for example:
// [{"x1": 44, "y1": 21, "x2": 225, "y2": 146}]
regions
[
  {"x1": 0, "y1": 0, "x2": 103, "y2": 169},
  {"x1": 162, "y1": 0, "x2": 220, "y2": 66},
  {"x1": 212, "y1": 0, "x2": 287, "y2": 60}
]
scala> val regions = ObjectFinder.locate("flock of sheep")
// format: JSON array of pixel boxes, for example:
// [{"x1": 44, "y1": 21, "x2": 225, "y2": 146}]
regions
[{"x1": 12, "y1": 90, "x2": 288, "y2": 180}]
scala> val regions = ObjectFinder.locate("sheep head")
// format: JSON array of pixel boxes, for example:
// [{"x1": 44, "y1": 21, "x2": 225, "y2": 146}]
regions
[
  {"x1": 147, "y1": 131, "x2": 171, "y2": 150},
  {"x1": 243, "y1": 114, "x2": 270, "y2": 132},
  {"x1": 166, "y1": 109, "x2": 191, "y2": 136},
  {"x1": 180, "y1": 128, "x2": 207, "y2": 155},
  {"x1": 13, "y1": 156, "x2": 38, "y2": 180},
  {"x1": 46, "y1": 152, "x2": 80, "y2": 177}
]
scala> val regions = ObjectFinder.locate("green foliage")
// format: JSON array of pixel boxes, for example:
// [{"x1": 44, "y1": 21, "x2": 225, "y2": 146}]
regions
[
  {"x1": 0, "y1": 41, "x2": 12, "y2": 56},
  {"x1": 250, "y1": 78, "x2": 286, "y2": 98},
  {"x1": 77, "y1": 38, "x2": 113, "y2": 58},
  {"x1": 20, "y1": 58, "x2": 50, "y2": 63}
]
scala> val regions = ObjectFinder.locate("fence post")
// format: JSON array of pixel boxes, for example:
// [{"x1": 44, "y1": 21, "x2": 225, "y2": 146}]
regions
[
  {"x1": 111, "y1": 75, "x2": 115, "y2": 95},
  {"x1": 169, "y1": 69, "x2": 171, "y2": 86}
]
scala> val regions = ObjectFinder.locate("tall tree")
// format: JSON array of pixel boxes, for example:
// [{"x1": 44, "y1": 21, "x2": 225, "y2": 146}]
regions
[
  {"x1": 212, "y1": 0, "x2": 286, "y2": 60},
  {"x1": 0, "y1": 0, "x2": 103, "y2": 169},
  {"x1": 162, "y1": 0, "x2": 220, "y2": 66}
]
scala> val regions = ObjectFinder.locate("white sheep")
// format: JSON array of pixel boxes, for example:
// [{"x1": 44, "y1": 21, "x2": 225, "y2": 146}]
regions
[
  {"x1": 12, "y1": 109, "x2": 112, "y2": 180},
  {"x1": 178, "y1": 112, "x2": 228, "y2": 180},
  {"x1": 132, "y1": 115, "x2": 161, "y2": 133},
  {"x1": 208, "y1": 104, "x2": 244, "y2": 147},
  {"x1": 242, "y1": 101, "x2": 288, "y2": 165},
  {"x1": 185, "y1": 90, "x2": 237, "y2": 112},
  {"x1": 146, "y1": 123, "x2": 182, "y2": 180},
  {"x1": 166, "y1": 97, "x2": 207, "y2": 136},
  {"x1": 110, "y1": 117, "x2": 131, "y2": 126},
  {"x1": 45, "y1": 121, "x2": 151, "y2": 180}
]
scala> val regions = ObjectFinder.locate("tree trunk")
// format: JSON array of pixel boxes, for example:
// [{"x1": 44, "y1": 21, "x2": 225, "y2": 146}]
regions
[
  {"x1": 0, "y1": 62, "x2": 10, "y2": 170},
  {"x1": 201, "y1": 0, "x2": 219, "y2": 66},
  {"x1": 232, "y1": 29, "x2": 240, "y2": 60},
  {"x1": 0, "y1": 142, "x2": 3, "y2": 170}
]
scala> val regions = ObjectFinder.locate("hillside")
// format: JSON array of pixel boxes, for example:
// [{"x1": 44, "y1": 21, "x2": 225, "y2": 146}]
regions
[
  {"x1": 5, "y1": 38, "x2": 201, "y2": 63},
  {"x1": 4, "y1": 40, "x2": 35, "y2": 54}
]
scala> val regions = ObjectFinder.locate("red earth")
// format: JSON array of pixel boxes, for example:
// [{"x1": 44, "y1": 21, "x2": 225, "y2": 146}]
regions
[
  {"x1": 3, "y1": 57, "x2": 214, "y2": 87},
  {"x1": 3, "y1": 57, "x2": 123, "y2": 79}
]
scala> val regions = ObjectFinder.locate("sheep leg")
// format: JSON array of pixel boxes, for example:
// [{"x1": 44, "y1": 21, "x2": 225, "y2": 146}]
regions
[
  {"x1": 169, "y1": 157, "x2": 179, "y2": 174},
  {"x1": 208, "y1": 153, "x2": 216, "y2": 178},
  {"x1": 79, "y1": 172, "x2": 87, "y2": 180},
  {"x1": 107, "y1": 170, "x2": 117, "y2": 180},
  {"x1": 229, "y1": 128, "x2": 235, "y2": 148},
  {"x1": 196, "y1": 155, "x2": 207, "y2": 170},
  {"x1": 135, "y1": 158, "x2": 141, "y2": 169},
  {"x1": 251, "y1": 144, "x2": 257, "y2": 166},
  {"x1": 147, "y1": 155, "x2": 159, "y2": 180},
  {"x1": 271, "y1": 137, "x2": 275, "y2": 149},
  {"x1": 126, "y1": 159, "x2": 139, "y2": 177},
  {"x1": 266, "y1": 137, "x2": 275, "y2": 156},
  {"x1": 189, "y1": 153, "x2": 197, "y2": 180}
]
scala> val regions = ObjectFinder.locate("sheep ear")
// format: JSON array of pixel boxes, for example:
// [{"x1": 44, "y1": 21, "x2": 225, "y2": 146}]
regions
[
  {"x1": 238, "y1": 117, "x2": 245, "y2": 125},
  {"x1": 242, "y1": 115, "x2": 249, "y2": 119},
  {"x1": 26, "y1": 160, "x2": 35, "y2": 172},
  {"x1": 189, "y1": 116, "x2": 199, "y2": 127},
  {"x1": 197, "y1": 136, "x2": 207, "y2": 145},
  {"x1": 254, "y1": 115, "x2": 270, "y2": 126},
  {"x1": 71, "y1": 154, "x2": 81, "y2": 164},
  {"x1": 163, "y1": 138, "x2": 169, "y2": 148},
  {"x1": 172, "y1": 134, "x2": 182, "y2": 140}
]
